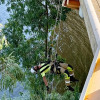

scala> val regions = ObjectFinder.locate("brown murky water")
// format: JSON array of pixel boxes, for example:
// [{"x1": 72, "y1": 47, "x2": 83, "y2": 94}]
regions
[{"x1": 53, "y1": 10, "x2": 93, "y2": 93}]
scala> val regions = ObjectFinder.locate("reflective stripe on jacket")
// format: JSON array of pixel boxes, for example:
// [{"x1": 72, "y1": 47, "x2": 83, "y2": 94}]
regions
[{"x1": 40, "y1": 63, "x2": 51, "y2": 77}]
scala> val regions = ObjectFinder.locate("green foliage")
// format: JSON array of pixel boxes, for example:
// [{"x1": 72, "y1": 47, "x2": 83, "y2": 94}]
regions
[
  {"x1": 0, "y1": 0, "x2": 77, "y2": 99},
  {"x1": 3, "y1": 19, "x2": 25, "y2": 48},
  {"x1": 1, "y1": 0, "x2": 71, "y2": 69},
  {"x1": 0, "y1": 0, "x2": 5, "y2": 4},
  {"x1": 57, "y1": 55, "x2": 66, "y2": 63},
  {"x1": 61, "y1": 83, "x2": 80, "y2": 100},
  {"x1": 0, "y1": 54, "x2": 25, "y2": 92},
  {"x1": 46, "y1": 91, "x2": 62, "y2": 100},
  {"x1": 2, "y1": 0, "x2": 71, "y2": 58}
]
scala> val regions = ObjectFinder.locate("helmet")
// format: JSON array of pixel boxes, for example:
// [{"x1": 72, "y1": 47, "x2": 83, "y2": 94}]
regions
[{"x1": 31, "y1": 67, "x2": 36, "y2": 74}]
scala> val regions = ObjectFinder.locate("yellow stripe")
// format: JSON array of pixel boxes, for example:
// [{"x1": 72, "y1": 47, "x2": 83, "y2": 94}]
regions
[
  {"x1": 67, "y1": 66, "x2": 73, "y2": 72},
  {"x1": 64, "y1": 73, "x2": 70, "y2": 80},
  {"x1": 40, "y1": 63, "x2": 50, "y2": 77},
  {"x1": 40, "y1": 63, "x2": 49, "y2": 72}
]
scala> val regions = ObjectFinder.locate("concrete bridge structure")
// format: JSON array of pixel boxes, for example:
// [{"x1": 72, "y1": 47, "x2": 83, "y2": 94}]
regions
[{"x1": 79, "y1": 0, "x2": 100, "y2": 100}]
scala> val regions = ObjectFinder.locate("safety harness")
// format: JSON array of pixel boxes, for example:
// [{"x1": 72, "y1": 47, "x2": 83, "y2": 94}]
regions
[
  {"x1": 39, "y1": 60, "x2": 62, "y2": 75},
  {"x1": 51, "y1": 61, "x2": 62, "y2": 74}
]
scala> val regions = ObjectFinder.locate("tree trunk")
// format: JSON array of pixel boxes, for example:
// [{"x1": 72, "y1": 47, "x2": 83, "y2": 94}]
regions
[
  {"x1": 45, "y1": 0, "x2": 48, "y2": 59},
  {"x1": 45, "y1": 38, "x2": 48, "y2": 58}
]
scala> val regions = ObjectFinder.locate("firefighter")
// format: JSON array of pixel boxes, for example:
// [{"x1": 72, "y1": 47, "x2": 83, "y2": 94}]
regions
[{"x1": 31, "y1": 61, "x2": 78, "y2": 92}]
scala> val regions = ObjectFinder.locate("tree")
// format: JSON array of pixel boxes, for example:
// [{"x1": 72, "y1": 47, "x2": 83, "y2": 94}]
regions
[
  {"x1": 0, "y1": 24, "x2": 24, "y2": 93},
  {"x1": 0, "y1": 0, "x2": 71, "y2": 99},
  {"x1": 3, "y1": 0, "x2": 70, "y2": 58},
  {"x1": 0, "y1": 54, "x2": 25, "y2": 92}
]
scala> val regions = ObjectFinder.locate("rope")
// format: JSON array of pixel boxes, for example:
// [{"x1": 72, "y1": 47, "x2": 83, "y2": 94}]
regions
[
  {"x1": 48, "y1": 0, "x2": 63, "y2": 86},
  {"x1": 48, "y1": 1, "x2": 59, "y2": 61},
  {"x1": 51, "y1": 1, "x2": 60, "y2": 60},
  {"x1": 52, "y1": 4, "x2": 59, "y2": 45},
  {"x1": 50, "y1": 0, "x2": 63, "y2": 60}
]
